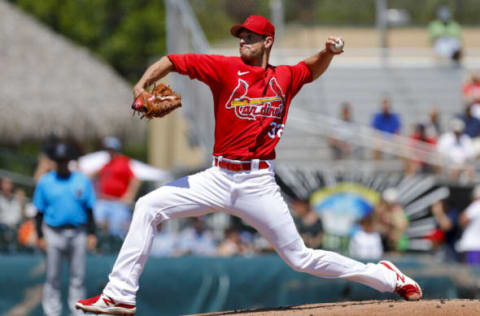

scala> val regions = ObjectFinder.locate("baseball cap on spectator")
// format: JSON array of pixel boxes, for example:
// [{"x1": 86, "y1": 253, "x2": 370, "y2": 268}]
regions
[
  {"x1": 230, "y1": 15, "x2": 275, "y2": 39},
  {"x1": 52, "y1": 143, "x2": 72, "y2": 162},
  {"x1": 103, "y1": 136, "x2": 121, "y2": 152}
]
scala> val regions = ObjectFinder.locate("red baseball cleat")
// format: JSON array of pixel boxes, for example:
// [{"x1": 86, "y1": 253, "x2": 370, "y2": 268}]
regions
[
  {"x1": 75, "y1": 294, "x2": 136, "y2": 315},
  {"x1": 379, "y1": 260, "x2": 423, "y2": 301}
]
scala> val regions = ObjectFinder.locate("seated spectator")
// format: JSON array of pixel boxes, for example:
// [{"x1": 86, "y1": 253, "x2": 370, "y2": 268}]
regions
[
  {"x1": 0, "y1": 177, "x2": 24, "y2": 229},
  {"x1": 428, "y1": 6, "x2": 462, "y2": 64},
  {"x1": 436, "y1": 118, "x2": 474, "y2": 182},
  {"x1": 371, "y1": 97, "x2": 402, "y2": 135},
  {"x1": 456, "y1": 185, "x2": 480, "y2": 266},
  {"x1": 370, "y1": 97, "x2": 402, "y2": 159},
  {"x1": 218, "y1": 227, "x2": 254, "y2": 257},
  {"x1": 175, "y1": 217, "x2": 217, "y2": 256},
  {"x1": 150, "y1": 222, "x2": 178, "y2": 257},
  {"x1": 16, "y1": 200, "x2": 38, "y2": 252},
  {"x1": 457, "y1": 103, "x2": 480, "y2": 156},
  {"x1": 462, "y1": 72, "x2": 480, "y2": 118},
  {"x1": 375, "y1": 188, "x2": 408, "y2": 252},
  {"x1": 327, "y1": 102, "x2": 360, "y2": 159},
  {"x1": 405, "y1": 123, "x2": 437, "y2": 176},
  {"x1": 93, "y1": 137, "x2": 140, "y2": 238},
  {"x1": 424, "y1": 200, "x2": 454, "y2": 262},
  {"x1": 33, "y1": 135, "x2": 59, "y2": 183},
  {"x1": 457, "y1": 103, "x2": 480, "y2": 139},
  {"x1": 290, "y1": 198, "x2": 323, "y2": 249},
  {"x1": 426, "y1": 106, "x2": 443, "y2": 139},
  {"x1": 349, "y1": 213, "x2": 383, "y2": 260}
]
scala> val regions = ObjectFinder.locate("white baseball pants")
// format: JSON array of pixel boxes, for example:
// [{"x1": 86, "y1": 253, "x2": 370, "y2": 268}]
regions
[{"x1": 103, "y1": 163, "x2": 397, "y2": 304}]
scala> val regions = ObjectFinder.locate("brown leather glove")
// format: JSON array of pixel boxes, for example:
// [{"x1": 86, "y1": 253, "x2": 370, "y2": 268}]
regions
[{"x1": 132, "y1": 83, "x2": 182, "y2": 119}]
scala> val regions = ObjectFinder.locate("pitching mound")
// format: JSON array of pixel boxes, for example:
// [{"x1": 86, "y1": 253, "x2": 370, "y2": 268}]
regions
[{"x1": 192, "y1": 299, "x2": 480, "y2": 316}]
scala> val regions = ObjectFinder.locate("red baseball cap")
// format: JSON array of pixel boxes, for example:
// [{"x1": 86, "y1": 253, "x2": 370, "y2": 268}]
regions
[{"x1": 230, "y1": 15, "x2": 275, "y2": 39}]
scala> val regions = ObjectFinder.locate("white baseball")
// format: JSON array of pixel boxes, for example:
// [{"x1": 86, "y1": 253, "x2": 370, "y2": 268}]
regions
[{"x1": 330, "y1": 38, "x2": 344, "y2": 53}]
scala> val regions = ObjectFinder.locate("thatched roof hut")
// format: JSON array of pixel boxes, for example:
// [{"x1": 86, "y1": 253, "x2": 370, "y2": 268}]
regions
[{"x1": 0, "y1": 1, "x2": 146, "y2": 143}]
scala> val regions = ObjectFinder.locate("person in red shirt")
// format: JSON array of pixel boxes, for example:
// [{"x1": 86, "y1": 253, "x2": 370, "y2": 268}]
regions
[
  {"x1": 94, "y1": 137, "x2": 140, "y2": 238},
  {"x1": 405, "y1": 123, "x2": 438, "y2": 176},
  {"x1": 463, "y1": 72, "x2": 480, "y2": 118},
  {"x1": 77, "y1": 15, "x2": 421, "y2": 315}
]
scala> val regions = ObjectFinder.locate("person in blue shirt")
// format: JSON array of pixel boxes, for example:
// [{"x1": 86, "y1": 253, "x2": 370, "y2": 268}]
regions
[
  {"x1": 457, "y1": 104, "x2": 480, "y2": 139},
  {"x1": 370, "y1": 97, "x2": 402, "y2": 160},
  {"x1": 370, "y1": 97, "x2": 402, "y2": 135},
  {"x1": 33, "y1": 143, "x2": 96, "y2": 316}
]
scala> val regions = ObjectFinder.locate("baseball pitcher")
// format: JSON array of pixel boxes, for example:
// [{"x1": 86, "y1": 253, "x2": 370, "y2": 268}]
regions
[{"x1": 77, "y1": 15, "x2": 422, "y2": 315}]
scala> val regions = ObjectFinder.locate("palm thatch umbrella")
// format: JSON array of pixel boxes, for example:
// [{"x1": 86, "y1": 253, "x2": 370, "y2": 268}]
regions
[{"x1": 0, "y1": 0, "x2": 146, "y2": 144}]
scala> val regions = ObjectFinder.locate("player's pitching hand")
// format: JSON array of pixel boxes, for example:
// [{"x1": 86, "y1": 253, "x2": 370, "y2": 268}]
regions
[
  {"x1": 133, "y1": 84, "x2": 146, "y2": 99},
  {"x1": 326, "y1": 36, "x2": 344, "y2": 55}
]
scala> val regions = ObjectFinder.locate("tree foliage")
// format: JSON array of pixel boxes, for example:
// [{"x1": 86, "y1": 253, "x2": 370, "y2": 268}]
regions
[{"x1": 11, "y1": 0, "x2": 166, "y2": 82}]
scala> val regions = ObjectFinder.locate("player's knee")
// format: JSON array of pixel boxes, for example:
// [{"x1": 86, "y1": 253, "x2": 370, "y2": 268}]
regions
[
  {"x1": 133, "y1": 196, "x2": 156, "y2": 221},
  {"x1": 281, "y1": 242, "x2": 314, "y2": 273}
]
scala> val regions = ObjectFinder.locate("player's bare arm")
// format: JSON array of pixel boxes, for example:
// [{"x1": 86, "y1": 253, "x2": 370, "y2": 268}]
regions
[
  {"x1": 133, "y1": 56, "x2": 175, "y2": 97},
  {"x1": 304, "y1": 36, "x2": 344, "y2": 81}
]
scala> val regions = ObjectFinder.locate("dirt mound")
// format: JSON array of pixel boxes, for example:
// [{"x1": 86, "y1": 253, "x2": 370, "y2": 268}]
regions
[{"x1": 193, "y1": 299, "x2": 480, "y2": 316}]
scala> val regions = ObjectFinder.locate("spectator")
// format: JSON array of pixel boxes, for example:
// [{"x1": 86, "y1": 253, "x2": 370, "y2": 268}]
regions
[
  {"x1": 456, "y1": 185, "x2": 480, "y2": 266},
  {"x1": 150, "y1": 222, "x2": 178, "y2": 257},
  {"x1": 290, "y1": 198, "x2": 323, "y2": 249},
  {"x1": 375, "y1": 188, "x2": 409, "y2": 252},
  {"x1": 457, "y1": 103, "x2": 480, "y2": 157},
  {"x1": 371, "y1": 97, "x2": 402, "y2": 135},
  {"x1": 423, "y1": 200, "x2": 454, "y2": 262},
  {"x1": 328, "y1": 102, "x2": 360, "y2": 159},
  {"x1": 0, "y1": 177, "x2": 24, "y2": 229},
  {"x1": 218, "y1": 227, "x2": 254, "y2": 257},
  {"x1": 462, "y1": 72, "x2": 480, "y2": 118},
  {"x1": 33, "y1": 143, "x2": 97, "y2": 316},
  {"x1": 405, "y1": 123, "x2": 437, "y2": 176},
  {"x1": 175, "y1": 217, "x2": 217, "y2": 256},
  {"x1": 93, "y1": 137, "x2": 140, "y2": 238},
  {"x1": 426, "y1": 106, "x2": 443, "y2": 139},
  {"x1": 457, "y1": 104, "x2": 480, "y2": 139},
  {"x1": 439, "y1": 198, "x2": 463, "y2": 263},
  {"x1": 436, "y1": 118, "x2": 474, "y2": 182},
  {"x1": 428, "y1": 6, "x2": 463, "y2": 64},
  {"x1": 349, "y1": 213, "x2": 383, "y2": 260},
  {"x1": 33, "y1": 135, "x2": 59, "y2": 183},
  {"x1": 371, "y1": 97, "x2": 402, "y2": 160}
]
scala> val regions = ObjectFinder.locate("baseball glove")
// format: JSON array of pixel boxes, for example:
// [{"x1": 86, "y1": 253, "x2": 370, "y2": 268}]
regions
[{"x1": 131, "y1": 83, "x2": 182, "y2": 119}]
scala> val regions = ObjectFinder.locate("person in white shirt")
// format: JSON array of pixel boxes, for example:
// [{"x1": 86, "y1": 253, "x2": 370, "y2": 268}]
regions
[
  {"x1": 456, "y1": 185, "x2": 480, "y2": 265},
  {"x1": 0, "y1": 177, "x2": 24, "y2": 229},
  {"x1": 436, "y1": 118, "x2": 474, "y2": 182},
  {"x1": 349, "y1": 213, "x2": 383, "y2": 260}
]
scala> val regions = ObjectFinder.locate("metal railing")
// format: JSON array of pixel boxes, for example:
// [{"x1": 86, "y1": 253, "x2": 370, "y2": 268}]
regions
[{"x1": 288, "y1": 109, "x2": 449, "y2": 168}]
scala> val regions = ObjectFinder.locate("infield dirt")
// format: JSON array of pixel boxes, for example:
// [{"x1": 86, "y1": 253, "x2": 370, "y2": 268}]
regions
[{"x1": 192, "y1": 299, "x2": 480, "y2": 316}]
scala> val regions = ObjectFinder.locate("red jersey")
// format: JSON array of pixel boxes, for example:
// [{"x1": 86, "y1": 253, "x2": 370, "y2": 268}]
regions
[
  {"x1": 463, "y1": 82, "x2": 480, "y2": 102},
  {"x1": 168, "y1": 54, "x2": 312, "y2": 160},
  {"x1": 97, "y1": 155, "x2": 135, "y2": 198}
]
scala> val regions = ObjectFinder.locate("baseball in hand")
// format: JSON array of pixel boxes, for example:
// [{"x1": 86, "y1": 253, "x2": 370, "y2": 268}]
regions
[{"x1": 330, "y1": 38, "x2": 344, "y2": 53}]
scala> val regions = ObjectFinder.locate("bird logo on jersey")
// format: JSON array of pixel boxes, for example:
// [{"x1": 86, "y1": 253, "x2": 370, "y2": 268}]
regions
[{"x1": 225, "y1": 77, "x2": 285, "y2": 120}]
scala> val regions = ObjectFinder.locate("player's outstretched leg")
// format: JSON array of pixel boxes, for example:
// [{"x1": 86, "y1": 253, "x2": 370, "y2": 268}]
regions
[
  {"x1": 278, "y1": 239, "x2": 423, "y2": 301},
  {"x1": 230, "y1": 177, "x2": 423, "y2": 301}
]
